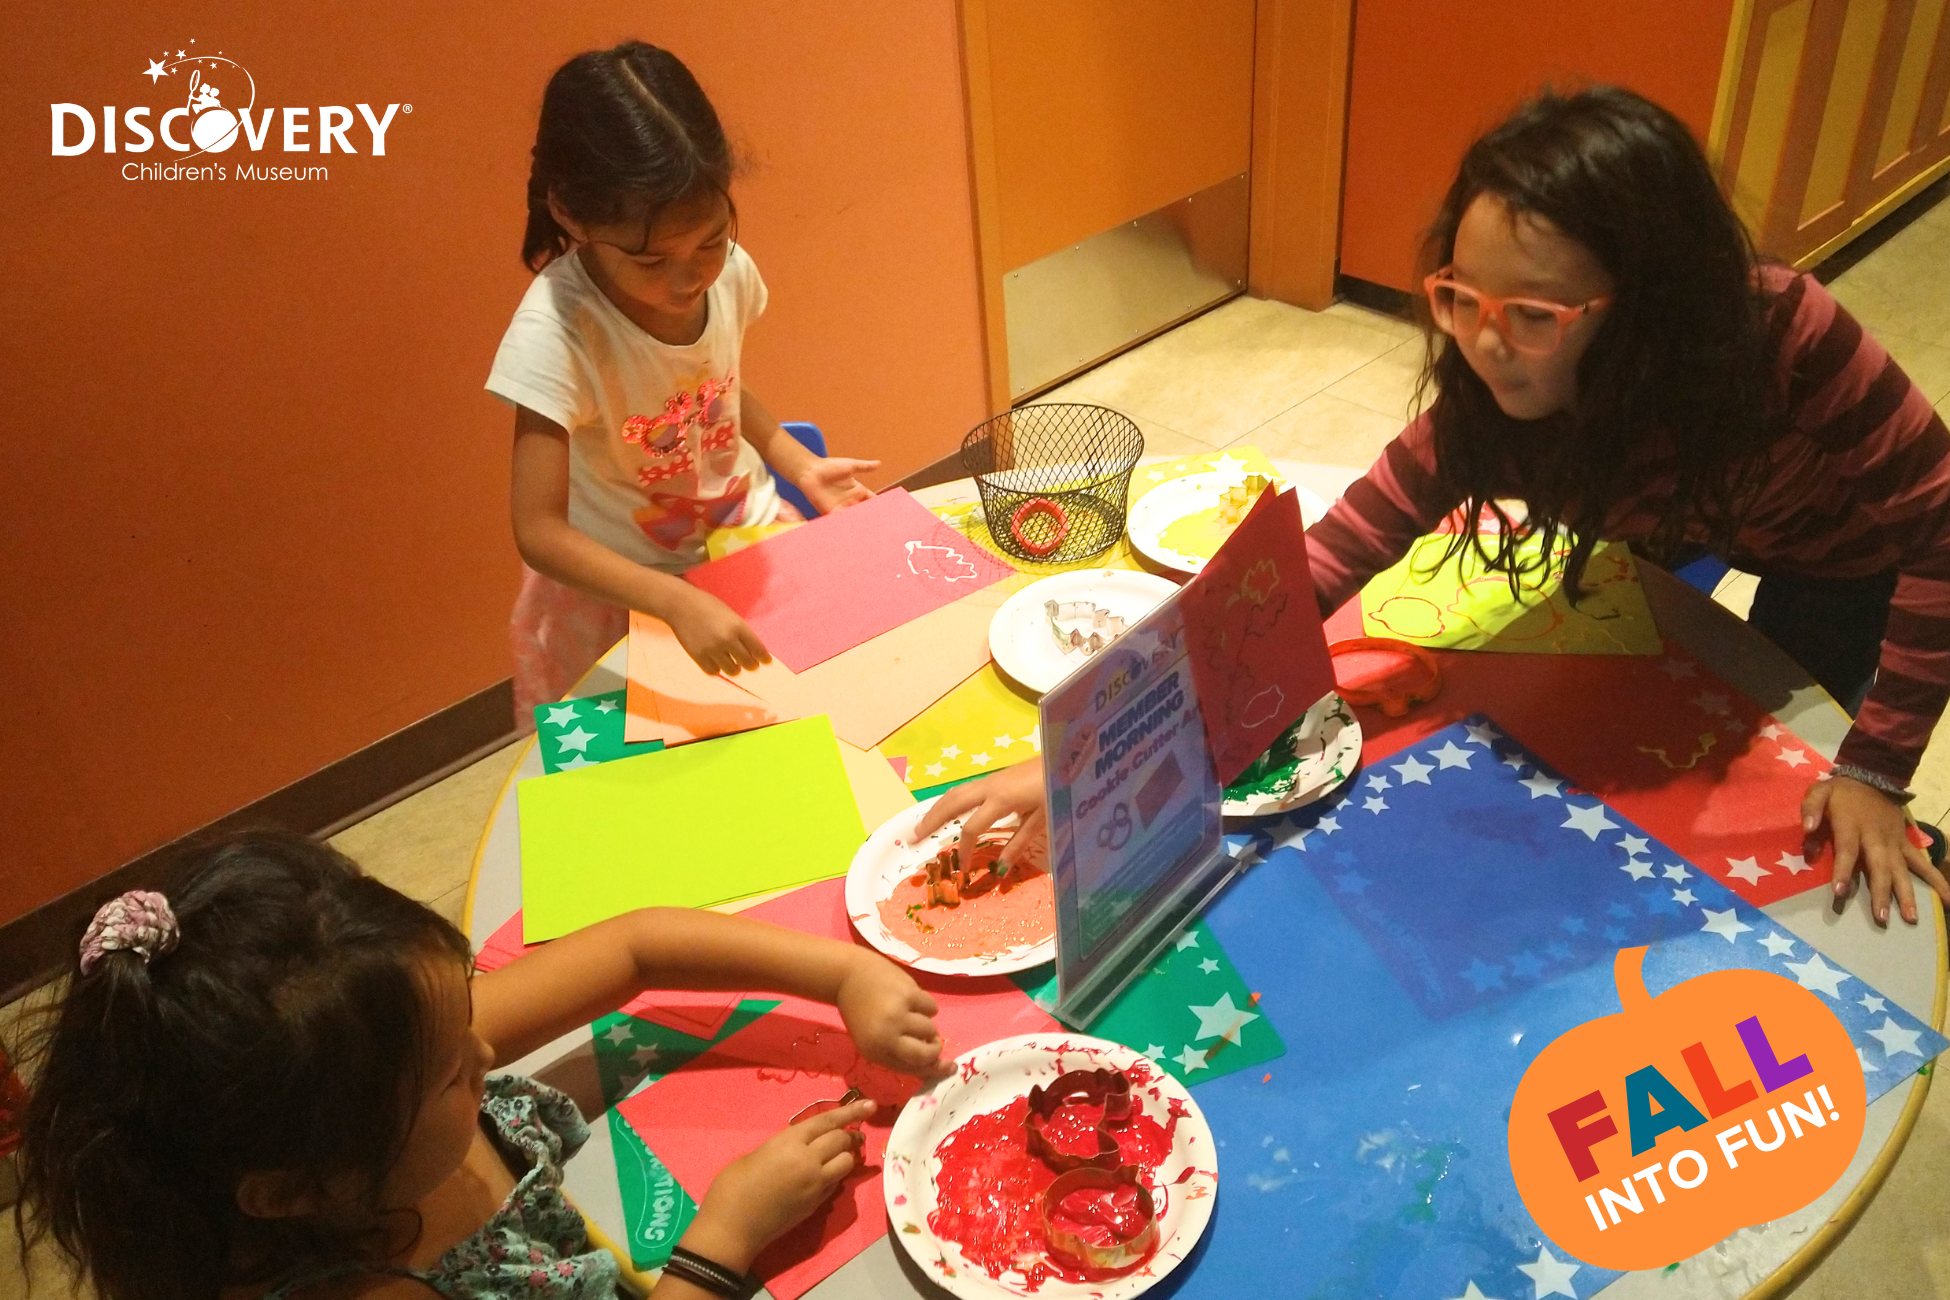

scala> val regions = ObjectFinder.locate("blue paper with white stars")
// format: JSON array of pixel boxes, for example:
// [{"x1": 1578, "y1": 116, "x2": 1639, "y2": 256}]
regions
[{"x1": 1164, "y1": 714, "x2": 1945, "y2": 1300}]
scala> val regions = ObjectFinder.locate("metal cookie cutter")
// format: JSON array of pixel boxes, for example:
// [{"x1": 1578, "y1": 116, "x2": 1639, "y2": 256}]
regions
[
  {"x1": 1023, "y1": 1067, "x2": 1134, "y2": 1172},
  {"x1": 1046, "y1": 599, "x2": 1128, "y2": 657},
  {"x1": 921, "y1": 830, "x2": 1018, "y2": 908},
  {"x1": 1041, "y1": 1163, "x2": 1160, "y2": 1273},
  {"x1": 789, "y1": 1087, "x2": 865, "y2": 1126}
]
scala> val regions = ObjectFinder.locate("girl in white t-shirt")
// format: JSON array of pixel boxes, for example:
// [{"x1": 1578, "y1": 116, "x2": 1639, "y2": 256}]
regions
[{"x1": 488, "y1": 41, "x2": 879, "y2": 719}]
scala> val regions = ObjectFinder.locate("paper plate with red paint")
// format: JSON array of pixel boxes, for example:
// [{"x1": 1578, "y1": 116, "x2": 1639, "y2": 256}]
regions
[
  {"x1": 884, "y1": 1033, "x2": 1219, "y2": 1300},
  {"x1": 846, "y1": 796, "x2": 1056, "y2": 976}
]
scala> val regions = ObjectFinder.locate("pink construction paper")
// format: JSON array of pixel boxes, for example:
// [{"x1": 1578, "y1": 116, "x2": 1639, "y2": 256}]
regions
[
  {"x1": 1180, "y1": 487, "x2": 1337, "y2": 786},
  {"x1": 614, "y1": 878, "x2": 1059, "y2": 1300},
  {"x1": 684, "y1": 489, "x2": 1016, "y2": 672},
  {"x1": 474, "y1": 912, "x2": 740, "y2": 1040}
]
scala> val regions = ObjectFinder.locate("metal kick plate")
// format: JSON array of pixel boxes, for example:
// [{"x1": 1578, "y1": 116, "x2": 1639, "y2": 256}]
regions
[{"x1": 1003, "y1": 171, "x2": 1248, "y2": 400}]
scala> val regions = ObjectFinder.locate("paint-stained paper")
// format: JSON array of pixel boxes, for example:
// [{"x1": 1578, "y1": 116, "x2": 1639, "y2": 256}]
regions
[{"x1": 685, "y1": 488, "x2": 1016, "y2": 672}]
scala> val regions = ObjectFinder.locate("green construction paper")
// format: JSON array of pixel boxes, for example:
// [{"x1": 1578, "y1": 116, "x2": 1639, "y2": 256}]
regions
[
  {"x1": 517, "y1": 716, "x2": 867, "y2": 942},
  {"x1": 592, "y1": 1000, "x2": 777, "y2": 1269},
  {"x1": 1012, "y1": 919, "x2": 1284, "y2": 1086},
  {"x1": 533, "y1": 691, "x2": 663, "y2": 774}
]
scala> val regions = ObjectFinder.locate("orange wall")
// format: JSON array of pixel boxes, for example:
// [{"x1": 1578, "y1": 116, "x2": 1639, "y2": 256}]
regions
[
  {"x1": 1, "y1": 2, "x2": 986, "y2": 925},
  {"x1": 1340, "y1": 0, "x2": 1737, "y2": 291}
]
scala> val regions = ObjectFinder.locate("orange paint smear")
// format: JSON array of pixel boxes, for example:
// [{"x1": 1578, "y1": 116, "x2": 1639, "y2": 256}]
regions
[{"x1": 878, "y1": 866, "x2": 1054, "y2": 961}]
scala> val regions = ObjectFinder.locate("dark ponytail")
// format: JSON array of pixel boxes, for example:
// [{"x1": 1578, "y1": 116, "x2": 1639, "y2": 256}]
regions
[
  {"x1": 521, "y1": 41, "x2": 737, "y2": 271},
  {"x1": 12, "y1": 832, "x2": 473, "y2": 1300}
]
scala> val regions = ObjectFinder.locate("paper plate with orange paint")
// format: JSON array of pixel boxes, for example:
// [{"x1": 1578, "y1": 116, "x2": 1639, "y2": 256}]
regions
[
  {"x1": 845, "y1": 796, "x2": 1056, "y2": 976},
  {"x1": 884, "y1": 1033, "x2": 1218, "y2": 1300}
]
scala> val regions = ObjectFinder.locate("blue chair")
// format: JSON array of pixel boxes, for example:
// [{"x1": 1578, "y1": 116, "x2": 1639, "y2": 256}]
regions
[{"x1": 771, "y1": 421, "x2": 827, "y2": 519}]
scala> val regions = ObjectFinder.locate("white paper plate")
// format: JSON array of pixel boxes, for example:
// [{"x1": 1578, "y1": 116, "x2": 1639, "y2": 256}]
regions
[
  {"x1": 1222, "y1": 691, "x2": 1362, "y2": 818},
  {"x1": 989, "y1": 570, "x2": 1180, "y2": 696},
  {"x1": 1128, "y1": 471, "x2": 1330, "y2": 576},
  {"x1": 845, "y1": 796, "x2": 1053, "y2": 976},
  {"x1": 884, "y1": 1033, "x2": 1219, "y2": 1300}
]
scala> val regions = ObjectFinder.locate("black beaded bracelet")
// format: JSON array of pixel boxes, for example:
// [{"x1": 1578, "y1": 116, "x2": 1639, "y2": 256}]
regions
[{"x1": 663, "y1": 1246, "x2": 750, "y2": 1298}]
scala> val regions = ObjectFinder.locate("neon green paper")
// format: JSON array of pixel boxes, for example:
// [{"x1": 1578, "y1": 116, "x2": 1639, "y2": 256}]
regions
[
  {"x1": 883, "y1": 665, "x2": 1041, "y2": 788},
  {"x1": 518, "y1": 716, "x2": 866, "y2": 942},
  {"x1": 1360, "y1": 532, "x2": 1662, "y2": 655}
]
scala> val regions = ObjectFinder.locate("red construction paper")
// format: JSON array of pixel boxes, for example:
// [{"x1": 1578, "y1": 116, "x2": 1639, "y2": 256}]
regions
[
  {"x1": 684, "y1": 489, "x2": 1017, "y2": 672},
  {"x1": 1182, "y1": 488, "x2": 1337, "y2": 786},
  {"x1": 1323, "y1": 601, "x2": 1834, "y2": 906},
  {"x1": 474, "y1": 912, "x2": 741, "y2": 1040},
  {"x1": 614, "y1": 878, "x2": 1059, "y2": 1300}
]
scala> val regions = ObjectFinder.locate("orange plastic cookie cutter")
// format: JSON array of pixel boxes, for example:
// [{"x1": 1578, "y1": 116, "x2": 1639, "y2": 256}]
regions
[
  {"x1": 1010, "y1": 497, "x2": 1071, "y2": 558},
  {"x1": 1328, "y1": 637, "x2": 1442, "y2": 717}
]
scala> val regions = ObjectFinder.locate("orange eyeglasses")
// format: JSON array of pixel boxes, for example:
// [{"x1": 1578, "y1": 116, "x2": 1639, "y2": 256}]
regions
[{"x1": 1422, "y1": 267, "x2": 1612, "y2": 355}]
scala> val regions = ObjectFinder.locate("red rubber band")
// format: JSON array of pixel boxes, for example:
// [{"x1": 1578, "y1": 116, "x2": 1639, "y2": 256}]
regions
[
  {"x1": 1010, "y1": 497, "x2": 1071, "y2": 558},
  {"x1": 1328, "y1": 637, "x2": 1443, "y2": 718}
]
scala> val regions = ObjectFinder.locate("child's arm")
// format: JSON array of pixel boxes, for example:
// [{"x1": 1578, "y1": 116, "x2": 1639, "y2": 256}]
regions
[
  {"x1": 739, "y1": 388, "x2": 880, "y2": 514},
  {"x1": 471, "y1": 905, "x2": 949, "y2": 1078},
  {"x1": 511, "y1": 405, "x2": 770, "y2": 675}
]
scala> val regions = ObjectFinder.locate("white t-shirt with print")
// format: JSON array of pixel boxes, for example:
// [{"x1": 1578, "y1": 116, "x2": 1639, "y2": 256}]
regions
[{"x1": 485, "y1": 243, "x2": 782, "y2": 571}]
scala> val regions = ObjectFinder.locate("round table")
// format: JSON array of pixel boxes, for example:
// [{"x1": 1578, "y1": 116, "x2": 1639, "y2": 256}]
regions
[{"x1": 465, "y1": 459, "x2": 1944, "y2": 1300}]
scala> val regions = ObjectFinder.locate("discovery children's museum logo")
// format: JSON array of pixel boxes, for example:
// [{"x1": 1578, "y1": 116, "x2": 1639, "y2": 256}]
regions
[{"x1": 49, "y1": 39, "x2": 409, "y2": 182}]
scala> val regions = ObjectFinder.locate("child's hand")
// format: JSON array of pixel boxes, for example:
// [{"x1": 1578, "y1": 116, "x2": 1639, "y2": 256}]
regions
[
  {"x1": 796, "y1": 457, "x2": 880, "y2": 514},
  {"x1": 913, "y1": 758, "x2": 1049, "y2": 872},
  {"x1": 687, "y1": 1098, "x2": 876, "y2": 1267},
  {"x1": 667, "y1": 585, "x2": 772, "y2": 676},
  {"x1": 1805, "y1": 775, "x2": 1950, "y2": 925},
  {"x1": 836, "y1": 951, "x2": 951, "y2": 1079}
]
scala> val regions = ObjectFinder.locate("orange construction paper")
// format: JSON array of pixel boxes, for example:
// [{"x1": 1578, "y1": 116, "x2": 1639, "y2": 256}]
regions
[
  {"x1": 731, "y1": 574, "x2": 1034, "y2": 750},
  {"x1": 836, "y1": 738, "x2": 916, "y2": 832},
  {"x1": 623, "y1": 611, "x2": 793, "y2": 745}
]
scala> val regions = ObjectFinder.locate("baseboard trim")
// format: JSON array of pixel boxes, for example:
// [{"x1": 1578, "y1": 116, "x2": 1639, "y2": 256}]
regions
[
  {"x1": 0, "y1": 679, "x2": 519, "y2": 1006},
  {"x1": 1334, "y1": 274, "x2": 1415, "y2": 319}
]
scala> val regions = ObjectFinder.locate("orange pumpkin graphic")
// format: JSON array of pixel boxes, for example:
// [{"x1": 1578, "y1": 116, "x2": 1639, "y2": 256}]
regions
[{"x1": 1508, "y1": 947, "x2": 1864, "y2": 1270}]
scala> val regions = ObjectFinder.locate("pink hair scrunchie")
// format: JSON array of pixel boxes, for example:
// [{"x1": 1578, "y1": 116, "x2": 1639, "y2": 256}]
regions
[{"x1": 78, "y1": 890, "x2": 180, "y2": 975}]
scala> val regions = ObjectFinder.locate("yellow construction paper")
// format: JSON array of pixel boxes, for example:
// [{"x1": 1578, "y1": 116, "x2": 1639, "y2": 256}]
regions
[
  {"x1": 882, "y1": 663, "x2": 1043, "y2": 787},
  {"x1": 704, "y1": 521, "x2": 802, "y2": 560},
  {"x1": 1360, "y1": 532, "x2": 1662, "y2": 655},
  {"x1": 517, "y1": 716, "x2": 864, "y2": 942}
]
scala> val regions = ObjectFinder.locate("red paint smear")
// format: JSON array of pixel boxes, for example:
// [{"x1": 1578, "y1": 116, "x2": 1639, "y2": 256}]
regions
[
  {"x1": 1323, "y1": 600, "x2": 1830, "y2": 906},
  {"x1": 614, "y1": 878, "x2": 1059, "y2": 1300},
  {"x1": 877, "y1": 867, "x2": 1054, "y2": 960},
  {"x1": 927, "y1": 1090, "x2": 1177, "y2": 1290}
]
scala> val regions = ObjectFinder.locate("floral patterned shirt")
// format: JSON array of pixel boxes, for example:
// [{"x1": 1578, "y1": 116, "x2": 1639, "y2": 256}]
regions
[{"x1": 265, "y1": 1075, "x2": 620, "y2": 1300}]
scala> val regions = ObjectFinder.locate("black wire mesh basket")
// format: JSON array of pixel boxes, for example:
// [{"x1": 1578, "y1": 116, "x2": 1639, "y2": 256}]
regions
[{"x1": 960, "y1": 404, "x2": 1146, "y2": 564}]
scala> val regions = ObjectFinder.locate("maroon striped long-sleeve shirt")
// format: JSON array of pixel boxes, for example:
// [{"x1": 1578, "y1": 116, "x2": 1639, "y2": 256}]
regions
[{"x1": 1306, "y1": 266, "x2": 1950, "y2": 787}]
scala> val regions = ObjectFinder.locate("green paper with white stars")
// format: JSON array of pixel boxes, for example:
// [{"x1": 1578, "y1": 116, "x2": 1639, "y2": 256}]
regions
[
  {"x1": 533, "y1": 691, "x2": 663, "y2": 774},
  {"x1": 589, "y1": 1000, "x2": 778, "y2": 1269},
  {"x1": 1011, "y1": 920, "x2": 1284, "y2": 1085}
]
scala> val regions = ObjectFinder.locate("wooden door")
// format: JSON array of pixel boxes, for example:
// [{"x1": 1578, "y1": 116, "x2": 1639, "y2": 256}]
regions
[
  {"x1": 1718, "y1": 0, "x2": 1950, "y2": 264},
  {"x1": 961, "y1": 0, "x2": 1257, "y2": 403}
]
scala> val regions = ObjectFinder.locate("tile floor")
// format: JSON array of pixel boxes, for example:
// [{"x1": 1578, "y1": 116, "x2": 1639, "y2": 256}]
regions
[{"x1": 4, "y1": 196, "x2": 1948, "y2": 1299}]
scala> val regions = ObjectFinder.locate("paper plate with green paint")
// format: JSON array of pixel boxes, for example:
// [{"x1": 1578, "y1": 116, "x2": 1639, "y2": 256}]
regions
[
  {"x1": 1221, "y1": 691, "x2": 1360, "y2": 818},
  {"x1": 1127, "y1": 470, "x2": 1328, "y2": 576}
]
